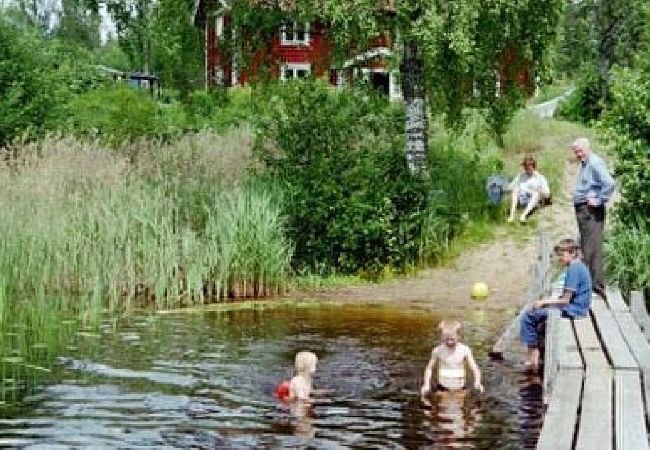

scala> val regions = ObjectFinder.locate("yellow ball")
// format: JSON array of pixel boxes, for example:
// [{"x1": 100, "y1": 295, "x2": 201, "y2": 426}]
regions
[{"x1": 471, "y1": 282, "x2": 489, "y2": 301}]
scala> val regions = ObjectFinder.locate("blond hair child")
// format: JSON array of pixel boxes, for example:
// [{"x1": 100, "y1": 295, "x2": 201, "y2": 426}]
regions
[
  {"x1": 275, "y1": 351, "x2": 319, "y2": 401},
  {"x1": 421, "y1": 321, "x2": 484, "y2": 397}
]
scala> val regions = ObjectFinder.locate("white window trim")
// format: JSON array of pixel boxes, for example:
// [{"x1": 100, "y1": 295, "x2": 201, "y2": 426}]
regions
[
  {"x1": 216, "y1": 15, "x2": 224, "y2": 39},
  {"x1": 280, "y1": 63, "x2": 311, "y2": 81},
  {"x1": 359, "y1": 68, "x2": 402, "y2": 102},
  {"x1": 280, "y1": 22, "x2": 310, "y2": 46},
  {"x1": 343, "y1": 47, "x2": 392, "y2": 69}
]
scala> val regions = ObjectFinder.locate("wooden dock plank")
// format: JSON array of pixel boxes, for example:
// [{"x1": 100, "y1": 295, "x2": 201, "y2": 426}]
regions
[
  {"x1": 591, "y1": 298, "x2": 639, "y2": 370},
  {"x1": 606, "y1": 286, "x2": 629, "y2": 313},
  {"x1": 644, "y1": 372, "x2": 650, "y2": 428},
  {"x1": 575, "y1": 369, "x2": 613, "y2": 450},
  {"x1": 557, "y1": 318, "x2": 583, "y2": 370},
  {"x1": 630, "y1": 291, "x2": 650, "y2": 341},
  {"x1": 573, "y1": 317, "x2": 609, "y2": 369},
  {"x1": 537, "y1": 370, "x2": 583, "y2": 450},
  {"x1": 543, "y1": 309, "x2": 560, "y2": 404},
  {"x1": 614, "y1": 312, "x2": 650, "y2": 371},
  {"x1": 615, "y1": 370, "x2": 649, "y2": 450}
]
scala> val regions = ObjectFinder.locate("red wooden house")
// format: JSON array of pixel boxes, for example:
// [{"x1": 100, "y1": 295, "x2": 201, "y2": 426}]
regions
[{"x1": 192, "y1": 0, "x2": 402, "y2": 100}]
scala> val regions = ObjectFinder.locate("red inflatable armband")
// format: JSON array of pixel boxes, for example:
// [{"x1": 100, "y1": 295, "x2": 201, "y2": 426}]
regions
[{"x1": 274, "y1": 380, "x2": 291, "y2": 401}]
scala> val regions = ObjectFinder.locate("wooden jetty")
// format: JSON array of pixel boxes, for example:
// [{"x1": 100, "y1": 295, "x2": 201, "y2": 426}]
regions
[{"x1": 538, "y1": 286, "x2": 650, "y2": 449}]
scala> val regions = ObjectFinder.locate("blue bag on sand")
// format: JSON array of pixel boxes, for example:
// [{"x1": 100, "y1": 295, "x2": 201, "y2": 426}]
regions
[{"x1": 486, "y1": 175, "x2": 509, "y2": 205}]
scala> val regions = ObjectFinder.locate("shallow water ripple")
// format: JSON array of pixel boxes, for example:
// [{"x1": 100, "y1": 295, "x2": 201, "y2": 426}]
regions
[{"x1": 1, "y1": 304, "x2": 543, "y2": 448}]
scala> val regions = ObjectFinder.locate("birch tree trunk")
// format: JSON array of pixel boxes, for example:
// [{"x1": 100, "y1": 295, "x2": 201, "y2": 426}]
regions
[{"x1": 401, "y1": 40, "x2": 427, "y2": 174}]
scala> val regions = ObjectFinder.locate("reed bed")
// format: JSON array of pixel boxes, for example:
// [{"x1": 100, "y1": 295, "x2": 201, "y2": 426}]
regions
[
  {"x1": 605, "y1": 223, "x2": 650, "y2": 296},
  {"x1": 0, "y1": 130, "x2": 293, "y2": 314}
]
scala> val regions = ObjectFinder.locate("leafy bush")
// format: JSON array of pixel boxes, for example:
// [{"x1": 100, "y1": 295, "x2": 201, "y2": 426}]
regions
[
  {"x1": 555, "y1": 70, "x2": 604, "y2": 123},
  {"x1": 57, "y1": 86, "x2": 185, "y2": 144},
  {"x1": 605, "y1": 223, "x2": 650, "y2": 295},
  {"x1": 184, "y1": 89, "x2": 229, "y2": 118},
  {"x1": 0, "y1": 18, "x2": 104, "y2": 144},
  {"x1": 183, "y1": 87, "x2": 256, "y2": 131},
  {"x1": 254, "y1": 80, "x2": 431, "y2": 275},
  {"x1": 600, "y1": 67, "x2": 650, "y2": 227}
]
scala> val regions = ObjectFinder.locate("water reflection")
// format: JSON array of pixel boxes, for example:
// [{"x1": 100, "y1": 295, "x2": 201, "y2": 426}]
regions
[
  {"x1": 0, "y1": 304, "x2": 544, "y2": 448},
  {"x1": 420, "y1": 389, "x2": 482, "y2": 447}
]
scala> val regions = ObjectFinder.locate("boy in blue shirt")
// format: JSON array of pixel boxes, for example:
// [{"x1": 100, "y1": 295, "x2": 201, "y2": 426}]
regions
[{"x1": 520, "y1": 238, "x2": 592, "y2": 370}]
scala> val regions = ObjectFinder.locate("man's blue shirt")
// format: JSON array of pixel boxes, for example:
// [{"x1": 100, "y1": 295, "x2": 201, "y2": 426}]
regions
[
  {"x1": 561, "y1": 259, "x2": 593, "y2": 318},
  {"x1": 573, "y1": 153, "x2": 616, "y2": 206}
]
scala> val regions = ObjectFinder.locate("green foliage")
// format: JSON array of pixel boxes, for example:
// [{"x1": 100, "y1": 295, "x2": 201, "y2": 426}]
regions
[
  {"x1": 529, "y1": 79, "x2": 573, "y2": 105},
  {"x1": 291, "y1": 0, "x2": 562, "y2": 134},
  {"x1": 56, "y1": 85, "x2": 176, "y2": 143},
  {"x1": 0, "y1": 16, "x2": 106, "y2": 144},
  {"x1": 183, "y1": 87, "x2": 256, "y2": 132},
  {"x1": 600, "y1": 66, "x2": 650, "y2": 227},
  {"x1": 94, "y1": 41, "x2": 132, "y2": 71},
  {"x1": 555, "y1": 71, "x2": 604, "y2": 123},
  {"x1": 150, "y1": 0, "x2": 204, "y2": 96},
  {"x1": 105, "y1": 0, "x2": 154, "y2": 71},
  {"x1": 57, "y1": 0, "x2": 101, "y2": 48},
  {"x1": 254, "y1": 80, "x2": 429, "y2": 274},
  {"x1": 253, "y1": 80, "x2": 501, "y2": 274},
  {"x1": 52, "y1": 84, "x2": 258, "y2": 145},
  {"x1": 555, "y1": 0, "x2": 596, "y2": 77},
  {"x1": 106, "y1": 0, "x2": 203, "y2": 94},
  {"x1": 0, "y1": 21, "x2": 50, "y2": 143},
  {"x1": 605, "y1": 223, "x2": 650, "y2": 293}
]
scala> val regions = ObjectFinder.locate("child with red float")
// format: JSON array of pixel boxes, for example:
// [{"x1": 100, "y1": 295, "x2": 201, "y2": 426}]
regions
[{"x1": 275, "y1": 351, "x2": 319, "y2": 401}]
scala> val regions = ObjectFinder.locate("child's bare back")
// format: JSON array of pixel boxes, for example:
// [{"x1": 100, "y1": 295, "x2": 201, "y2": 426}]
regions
[{"x1": 275, "y1": 351, "x2": 319, "y2": 402}]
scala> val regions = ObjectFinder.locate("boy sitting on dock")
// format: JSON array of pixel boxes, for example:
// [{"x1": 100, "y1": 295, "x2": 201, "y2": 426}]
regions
[
  {"x1": 520, "y1": 238, "x2": 592, "y2": 370},
  {"x1": 421, "y1": 320, "x2": 484, "y2": 397}
]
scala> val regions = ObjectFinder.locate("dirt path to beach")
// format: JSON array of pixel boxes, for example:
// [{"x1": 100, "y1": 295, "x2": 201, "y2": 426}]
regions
[{"x1": 296, "y1": 159, "x2": 580, "y2": 312}]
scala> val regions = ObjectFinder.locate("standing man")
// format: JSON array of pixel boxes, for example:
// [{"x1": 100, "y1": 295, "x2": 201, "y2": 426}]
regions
[{"x1": 571, "y1": 138, "x2": 616, "y2": 299}]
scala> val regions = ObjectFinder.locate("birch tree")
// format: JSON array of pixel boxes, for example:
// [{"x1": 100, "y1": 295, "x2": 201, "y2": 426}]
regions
[{"x1": 232, "y1": 0, "x2": 564, "y2": 172}]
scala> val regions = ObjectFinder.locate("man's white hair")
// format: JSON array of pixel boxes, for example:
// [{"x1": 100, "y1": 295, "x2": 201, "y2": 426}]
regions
[{"x1": 572, "y1": 137, "x2": 591, "y2": 151}]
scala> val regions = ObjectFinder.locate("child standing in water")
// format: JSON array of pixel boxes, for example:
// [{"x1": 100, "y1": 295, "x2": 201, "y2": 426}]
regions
[
  {"x1": 275, "y1": 351, "x2": 319, "y2": 401},
  {"x1": 420, "y1": 321, "x2": 484, "y2": 397}
]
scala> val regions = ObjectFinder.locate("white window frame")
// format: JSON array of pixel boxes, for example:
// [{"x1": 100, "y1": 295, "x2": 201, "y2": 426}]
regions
[
  {"x1": 280, "y1": 63, "x2": 311, "y2": 81},
  {"x1": 215, "y1": 15, "x2": 224, "y2": 39},
  {"x1": 280, "y1": 22, "x2": 310, "y2": 46}
]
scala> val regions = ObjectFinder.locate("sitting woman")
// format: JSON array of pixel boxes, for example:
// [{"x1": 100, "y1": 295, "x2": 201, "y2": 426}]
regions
[{"x1": 507, "y1": 156, "x2": 551, "y2": 223}]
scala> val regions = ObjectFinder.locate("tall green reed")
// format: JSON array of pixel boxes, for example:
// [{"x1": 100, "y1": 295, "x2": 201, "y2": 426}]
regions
[
  {"x1": 0, "y1": 131, "x2": 292, "y2": 314},
  {"x1": 605, "y1": 222, "x2": 650, "y2": 296}
]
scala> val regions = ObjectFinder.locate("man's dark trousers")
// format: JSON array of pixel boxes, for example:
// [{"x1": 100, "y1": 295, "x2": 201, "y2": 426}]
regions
[{"x1": 575, "y1": 204, "x2": 605, "y2": 298}]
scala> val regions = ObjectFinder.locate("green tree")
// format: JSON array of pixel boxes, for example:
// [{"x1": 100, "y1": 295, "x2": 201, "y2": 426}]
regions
[
  {"x1": 0, "y1": 18, "x2": 59, "y2": 143},
  {"x1": 556, "y1": 0, "x2": 596, "y2": 77},
  {"x1": 0, "y1": 13, "x2": 104, "y2": 144},
  {"x1": 104, "y1": 0, "x2": 203, "y2": 94},
  {"x1": 241, "y1": 0, "x2": 563, "y2": 171},
  {"x1": 591, "y1": 0, "x2": 646, "y2": 101},
  {"x1": 57, "y1": 0, "x2": 102, "y2": 48},
  {"x1": 150, "y1": 0, "x2": 204, "y2": 96},
  {"x1": 9, "y1": 0, "x2": 59, "y2": 32},
  {"x1": 105, "y1": 0, "x2": 155, "y2": 71}
]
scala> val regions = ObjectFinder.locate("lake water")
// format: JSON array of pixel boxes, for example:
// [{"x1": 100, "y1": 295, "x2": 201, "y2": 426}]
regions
[{"x1": 0, "y1": 303, "x2": 543, "y2": 448}]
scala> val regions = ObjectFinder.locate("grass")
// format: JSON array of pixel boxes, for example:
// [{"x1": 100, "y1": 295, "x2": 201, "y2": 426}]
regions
[
  {"x1": 419, "y1": 110, "x2": 595, "y2": 265},
  {"x1": 502, "y1": 110, "x2": 597, "y2": 204}
]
